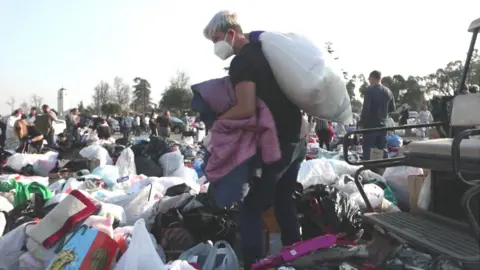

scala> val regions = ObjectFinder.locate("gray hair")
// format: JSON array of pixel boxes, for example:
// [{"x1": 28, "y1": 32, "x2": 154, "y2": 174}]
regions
[{"x1": 203, "y1": 10, "x2": 242, "y2": 40}]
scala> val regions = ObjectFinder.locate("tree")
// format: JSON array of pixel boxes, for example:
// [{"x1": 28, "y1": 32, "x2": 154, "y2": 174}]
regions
[
  {"x1": 19, "y1": 100, "x2": 29, "y2": 112},
  {"x1": 132, "y1": 77, "x2": 152, "y2": 113},
  {"x1": 92, "y1": 81, "x2": 111, "y2": 115},
  {"x1": 112, "y1": 77, "x2": 131, "y2": 112},
  {"x1": 160, "y1": 71, "x2": 193, "y2": 114},
  {"x1": 101, "y1": 103, "x2": 122, "y2": 116},
  {"x1": 78, "y1": 101, "x2": 86, "y2": 114},
  {"x1": 5, "y1": 96, "x2": 15, "y2": 113},
  {"x1": 30, "y1": 94, "x2": 44, "y2": 109}
]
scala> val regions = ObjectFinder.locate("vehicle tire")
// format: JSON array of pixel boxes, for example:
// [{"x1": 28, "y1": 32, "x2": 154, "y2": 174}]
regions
[{"x1": 174, "y1": 127, "x2": 181, "y2": 134}]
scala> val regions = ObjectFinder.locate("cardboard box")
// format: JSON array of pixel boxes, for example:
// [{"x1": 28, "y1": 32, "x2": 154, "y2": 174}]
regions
[{"x1": 408, "y1": 175, "x2": 426, "y2": 212}]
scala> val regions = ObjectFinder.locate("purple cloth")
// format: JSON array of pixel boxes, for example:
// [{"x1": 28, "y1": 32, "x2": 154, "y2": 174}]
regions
[{"x1": 192, "y1": 77, "x2": 281, "y2": 182}]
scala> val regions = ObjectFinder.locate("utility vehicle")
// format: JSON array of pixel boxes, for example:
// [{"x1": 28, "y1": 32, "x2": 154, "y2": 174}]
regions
[{"x1": 343, "y1": 17, "x2": 480, "y2": 269}]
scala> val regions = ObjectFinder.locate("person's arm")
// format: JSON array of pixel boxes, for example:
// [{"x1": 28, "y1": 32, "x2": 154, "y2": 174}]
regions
[
  {"x1": 48, "y1": 111, "x2": 57, "y2": 121},
  {"x1": 219, "y1": 52, "x2": 257, "y2": 120},
  {"x1": 359, "y1": 88, "x2": 372, "y2": 127}
]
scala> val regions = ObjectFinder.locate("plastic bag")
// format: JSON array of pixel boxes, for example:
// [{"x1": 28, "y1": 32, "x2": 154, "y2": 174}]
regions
[
  {"x1": 297, "y1": 159, "x2": 337, "y2": 187},
  {"x1": 417, "y1": 173, "x2": 431, "y2": 210},
  {"x1": 350, "y1": 183, "x2": 384, "y2": 210},
  {"x1": 92, "y1": 165, "x2": 120, "y2": 187},
  {"x1": 335, "y1": 175, "x2": 358, "y2": 195},
  {"x1": 0, "y1": 222, "x2": 31, "y2": 269},
  {"x1": 116, "y1": 147, "x2": 137, "y2": 177},
  {"x1": 159, "y1": 152, "x2": 184, "y2": 176},
  {"x1": 259, "y1": 32, "x2": 352, "y2": 123},
  {"x1": 115, "y1": 219, "x2": 166, "y2": 270},
  {"x1": 383, "y1": 166, "x2": 424, "y2": 210},
  {"x1": 5, "y1": 152, "x2": 57, "y2": 171},
  {"x1": 79, "y1": 144, "x2": 113, "y2": 166},
  {"x1": 172, "y1": 166, "x2": 199, "y2": 183},
  {"x1": 202, "y1": 240, "x2": 240, "y2": 270}
]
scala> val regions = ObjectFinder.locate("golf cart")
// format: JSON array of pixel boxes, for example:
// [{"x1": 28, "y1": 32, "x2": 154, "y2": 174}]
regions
[{"x1": 343, "y1": 18, "x2": 480, "y2": 268}]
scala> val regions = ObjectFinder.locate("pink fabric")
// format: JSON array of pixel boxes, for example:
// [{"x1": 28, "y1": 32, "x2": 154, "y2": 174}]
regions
[
  {"x1": 206, "y1": 100, "x2": 281, "y2": 181},
  {"x1": 193, "y1": 77, "x2": 281, "y2": 182}
]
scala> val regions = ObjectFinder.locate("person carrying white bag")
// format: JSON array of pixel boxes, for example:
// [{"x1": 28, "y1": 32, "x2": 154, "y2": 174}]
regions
[{"x1": 203, "y1": 10, "x2": 307, "y2": 270}]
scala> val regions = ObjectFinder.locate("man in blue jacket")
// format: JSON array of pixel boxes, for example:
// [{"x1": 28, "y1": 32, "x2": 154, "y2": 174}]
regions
[{"x1": 120, "y1": 113, "x2": 133, "y2": 141}]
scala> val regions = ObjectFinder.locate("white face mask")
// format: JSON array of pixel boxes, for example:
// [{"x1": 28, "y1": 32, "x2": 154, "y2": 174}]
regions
[{"x1": 214, "y1": 34, "x2": 234, "y2": 60}]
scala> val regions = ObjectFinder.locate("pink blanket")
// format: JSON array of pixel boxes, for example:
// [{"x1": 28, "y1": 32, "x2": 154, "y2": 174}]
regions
[{"x1": 193, "y1": 77, "x2": 281, "y2": 182}]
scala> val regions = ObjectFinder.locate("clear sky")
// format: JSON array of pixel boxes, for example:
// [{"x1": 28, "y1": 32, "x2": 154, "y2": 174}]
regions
[{"x1": 1, "y1": 0, "x2": 479, "y2": 115}]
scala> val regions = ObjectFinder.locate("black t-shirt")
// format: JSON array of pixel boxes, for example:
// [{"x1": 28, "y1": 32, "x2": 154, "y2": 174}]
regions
[
  {"x1": 157, "y1": 116, "x2": 172, "y2": 128},
  {"x1": 229, "y1": 41, "x2": 302, "y2": 143},
  {"x1": 27, "y1": 125, "x2": 43, "y2": 148}
]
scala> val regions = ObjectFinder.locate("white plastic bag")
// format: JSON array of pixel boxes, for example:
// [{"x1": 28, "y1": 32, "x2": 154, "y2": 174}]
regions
[
  {"x1": 116, "y1": 147, "x2": 137, "y2": 177},
  {"x1": 5, "y1": 152, "x2": 57, "y2": 172},
  {"x1": 297, "y1": 159, "x2": 337, "y2": 187},
  {"x1": 417, "y1": 173, "x2": 431, "y2": 210},
  {"x1": 166, "y1": 260, "x2": 197, "y2": 270},
  {"x1": 335, "y1": 175, "x2": 358, "y2": 195},
  {"x1": 79, "y1": 144, "x2": 113, "y2": 166},
  {"x1": 183, "y1": 136, "x2": 194, "y2": 145},
  {"x1": 159, "y1": 152, "x2": 184, "y2": 176},
  {"x1": 0, "y1": 222, "x2": 31, "y2": 269},
  {"x1": 202, "y1": 240, "x2": 240, "y2": 270},
  {"x1": 171, "y1": 166, "x2": 199, "y2": 183},
  {"x1": 350, "y1": 183, "x2": 384, "y2": 210},
  {"x1": 92, "y1": 165, "x2": 120, "y2": 187},
  {"x1": 115, "y1": 219, "x2": 166, "y2": 270},
  {"x1": 383, "y1": 166, "x2": 424, "y2": 209},
  {"x1": 260, "y1": 32, "x2": 352, "y2": 123}
]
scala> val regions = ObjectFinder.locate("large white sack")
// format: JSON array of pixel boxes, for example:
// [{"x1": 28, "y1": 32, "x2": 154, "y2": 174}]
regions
[
  {"x1": 259, "y1": 32, "x2": 352, "y2": 123},
  {"x1": 297, "y1": 159, "x2": 337, "y2": 187}
]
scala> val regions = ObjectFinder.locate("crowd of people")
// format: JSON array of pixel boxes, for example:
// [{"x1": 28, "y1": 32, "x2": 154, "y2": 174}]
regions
[{"x1": 0, "y1": 104, "x2": 59, "y2": 153}]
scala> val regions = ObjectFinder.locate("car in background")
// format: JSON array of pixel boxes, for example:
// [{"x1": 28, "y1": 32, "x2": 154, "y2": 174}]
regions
[
  {"x1": 170, "y1": 117, "x2": 186, "y2": 134},
  {"x1": 107, "y1": 118, "x2": 120, "y2": 134}
]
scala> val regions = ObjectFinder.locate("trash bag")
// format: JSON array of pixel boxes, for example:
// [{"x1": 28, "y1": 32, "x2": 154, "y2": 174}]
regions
[
  {"x1": 158, "y1": 193, "x2": 237, "y2": 245},
  {"x1": 135, "y1": 156, "x2": 163, "y2": 177},
  {"x1": 2, "y1": 193, "x2": 48, "y2": 236},
  {"x1": 159, "y1": 152, "x2": 184, "y2": 176},
  {"x1": 295, "y1": 184, "x2": 362, "y2": 240},
  {"x1": 116, "y1": 219, "x2": 167, "y2": 270},
  {"x1": 146, "y1": 136, "x2": 172, "y2": 160},
  {"x1": 259, "y1": 32, "x2": 352, "y2": 123},
  {"x1": 297, "y1": 159, "x2": 337, "y2": 188}
]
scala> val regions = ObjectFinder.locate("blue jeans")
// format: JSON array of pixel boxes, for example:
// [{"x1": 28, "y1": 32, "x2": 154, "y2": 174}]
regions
[
  {"x1": 362, "y1": 131, "x2": 388, "y2": 160},
  {"x1": 240, "y1": 140, "x2": 306, "y2": 269}
]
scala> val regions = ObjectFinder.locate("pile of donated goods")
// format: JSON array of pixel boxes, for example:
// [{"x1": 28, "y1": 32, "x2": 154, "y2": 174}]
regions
[
  {"x1": 0, "y1": 31, "x2": 432, "y2": 269},
  {"x1": 0, "y1": 132, "x2": 430, "y2": 269}
]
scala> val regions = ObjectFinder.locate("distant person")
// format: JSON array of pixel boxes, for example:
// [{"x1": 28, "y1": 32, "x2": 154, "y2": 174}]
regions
[
  {"x1": 149, "y1": 110, "x2": 158, "y2": 136},
  {"x1": 14, "y1": 118, "x2": 44, "y2": 153},
  {"x1": 144, "y1": 114, "x2": 150, "y2": 134},
  {"x1": 120, "y1": 113, "x2": 133, "y2": 141},
  {"x1": 315, "y1": 118, "x2": 332, "y2": 151},
  {"x1": 140, "y1": 115, "x2": 146, "y2": 134},
  {"x1": 399, "y1": 106, "x2": 409, "y2": 126},
  {"x1": 417, "y1": 104, "x2": 433, "y2": 138},
  {"x1": 65, "y1": 108, "x2": 79, "y2": 145},
  {"x1": 35, "y1": 104, "x2": 57, "y2": 146},
  {"x1": 5, "y1": 109, "x2": 24, "y2": 150},
  {"x1": 134, "y1": 115, "x2": 141, "y2": 136},
  {"x1": 92, "y1": 117, "x2": 111, "y2": 140},
  {"x1": 157, "y1": 111, "x2": 173, "y2": 138},
  {"x1": 27, "y1": 107, "x2": 37, "y2": 124},
  {"x1": 359, "y1": 70, "x2": 395, "y2": 160}
]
